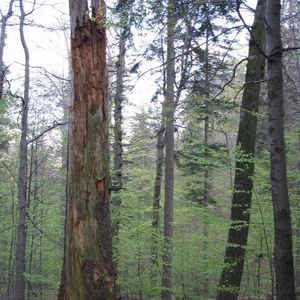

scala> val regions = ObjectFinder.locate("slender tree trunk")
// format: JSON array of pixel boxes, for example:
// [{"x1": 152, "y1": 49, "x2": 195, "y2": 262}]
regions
[
  {"x1": 216, "y1": 1, "x2": 266, "y2": 299},
  {"x1": 151, "y1": 33, "x2": 166, "y2": 297},
  {"x1": 7, "y1": 230, "x2": 15, "y2": 300},
  {"x1": 26, "y1": 143, "x2": 34, "y2": 299},
  {"x1": 26, "y1": 141, "x2": 40, "y2": 298},
  {"x1": 112, "y1": 0, "x2": 130, "y2": 269},
  {"x1": 0, "y1": 0, "x2": 14, "y2": 101},
  {"x1": 152, "y1": 8, "x2": 190, "y2": 296},
  {"x1": 39, "y1": 216, "x2": 43, "y2": 299},
  {"x1": 58, "y1": 0, "x2": 116, "y2": 299},
  {"x1": 161, "y1": 0, "x2": 175, "y2": 299},
  {"x1": 203, "y1": 28, "x2": 211, "y2": 296},
  {"x1": 151, "y1": 125, "x2": 164, "y2": 294},
  {"x1": 7, "y1": 176, "x2": 16, "y2": 300},
  {"x1": 203, "y1": 5, "x2": 211, "y2": 208},
  {"x1": 112, "y1": 0, "x2": 128, "y2": 193},
  {"x1": 266, "y1": 0, "x2": 296, "y2": 299},
  {"x1": 296, "y1": 134, "x2": 300, "y2": 290},
  {"x1": 15, "y1": 0, "x2": 30, "y2": 298},
  {"x1": 112, "y1": 29, "x2": 125, "y2": 191},
  {"x1": 288, "y1": 0, "x2": 300, "y2": 290}
]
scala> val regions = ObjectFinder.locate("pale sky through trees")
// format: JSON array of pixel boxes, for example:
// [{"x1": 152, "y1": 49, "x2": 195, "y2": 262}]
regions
[
  {"x1": 1, "y1": 0, "x2": 69, "y2": 88},
  {"x1": 1, "y1": 0, "x2": 257, "y2": 107},
  {"x1": 1, "y1": 1, "x2": 296, "y2": 298},
  {"x1": 0, "y1": 0, "x2": 258, "y2": 145}
]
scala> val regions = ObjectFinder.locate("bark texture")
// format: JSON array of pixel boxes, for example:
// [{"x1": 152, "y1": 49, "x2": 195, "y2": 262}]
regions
[
  {"x1": 112, "y1": 0, "x2": 133, "y2": 192},
  {"x1": 58, "y1": 1, "x2": 116, "y2": 299},
  {"x1": 161, "y1": 0, "x2": 175, "y2": 299},
  {"x1": 216, "y1": 1, "x2": 266, "y2": 299},
  {"x1": 151, "y1": 125, "x2": 164, "y2": 294},
  {"x1": 111, "y1": 0, "x2": 131, "y2": 264},
  {"x1": 266, "y1": 0, "x2": 296, "y2": 298},
  {"x1": 112, "y1": 7, "x2": 125, "y2": 194},
  {"x1": 15, "y1": 0, "x2": 30, "y2": 298}
]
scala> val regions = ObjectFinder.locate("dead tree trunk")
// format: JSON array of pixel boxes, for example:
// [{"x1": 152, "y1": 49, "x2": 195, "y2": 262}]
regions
[{"x1": 58, "y1": 0, "x2": 116, "y2": 299}]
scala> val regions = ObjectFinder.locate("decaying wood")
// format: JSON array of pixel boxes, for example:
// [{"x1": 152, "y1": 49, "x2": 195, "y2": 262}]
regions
[{"x1": 58, "y1": 1, "x2": 116, "y2": 299}]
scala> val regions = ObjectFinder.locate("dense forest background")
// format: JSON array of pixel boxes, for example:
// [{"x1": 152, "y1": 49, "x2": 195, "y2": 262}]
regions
[{"x1": 0, "y1": 0, "x2": 300, "y2": 299}]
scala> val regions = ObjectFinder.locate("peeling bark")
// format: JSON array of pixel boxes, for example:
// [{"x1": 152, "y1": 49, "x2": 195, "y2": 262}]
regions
[{"x1": 58, "y1": 1, "x2": 116, "y2": 299}]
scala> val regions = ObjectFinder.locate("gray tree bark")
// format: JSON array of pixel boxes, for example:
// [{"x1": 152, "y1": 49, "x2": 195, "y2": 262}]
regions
[
  {"x1": 151, "y1": 125, "x2": 164, "y2": 290},
  {"x1": 15, "y1": 0, "x2": 30, "y2": 298},
  {"x1": 216, "y1": 1, "x2": 266, "y2": 299},
  {"x1": 112, "y1": 0, "x2": 129, "y2": 193},
  {"x1": 266, "y1": 0, "x2": 296, "y2": 298},
  {"x1": 161, "y1": 0, "x2": 175, "y2": 299},
  {"x1": 112, "y1": 32, "x2": 125, "y2": 192},
  {"x1": 111, "y1": 0, "x2": 133, "y2": 280}
]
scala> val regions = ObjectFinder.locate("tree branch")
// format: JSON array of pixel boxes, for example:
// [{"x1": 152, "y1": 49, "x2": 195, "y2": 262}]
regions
[
  {"x1": 212, "y1": 57, "x2": 248, "y2": 101},
  {"x1": 283, "y1": 46, "x2": 300, "y2": 53},
  {"x1": 236, "y1": 0, "x2": 269, "y2": 60},
  {"x1": 30, "y1": 65, "x2": 70, "y2": 82},
  {"x1": 131, "y1": 25, "x2": 244, "y2": 89},
  {"x1": 27, "y1": 120, "x2": 69, "y2": 144}
]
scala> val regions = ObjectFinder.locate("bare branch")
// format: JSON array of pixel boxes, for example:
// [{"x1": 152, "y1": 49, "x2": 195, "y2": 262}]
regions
[
  {"x1": 26, "y1": 212, "x2": 61, "y2": 245},
  {"x1": 27, "y1": 120, "x2": 69, "y2": 144},
  {"x1": 131, "y1": 25, "x2": 245, "y2": 89},
  {"x1": 212, "y1": 57, "x2": 248, "y2": 101},
  {"x1": 30, "y1": 65, "x2": 70, "y2": 82},
  {"x1": 283, "y1": 46, "x2": 300, "y2": 53},
  {"x1": 236, "y1": 0, "x2": 269, "y2": 60}
]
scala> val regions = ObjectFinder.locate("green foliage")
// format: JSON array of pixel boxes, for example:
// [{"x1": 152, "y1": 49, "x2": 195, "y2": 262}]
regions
[
  {"x1": 114, "y1": 109, "x2": 233, "y2": 298},
  {"x1": 236, "y1": 156, "x2": 274, "y2": 298},
  {"x1": 0, "y1": 73, "x2": 67, "y2": 298},
  {"x1": 2, "y1": 0, "x2": 300, "y2": 298}
]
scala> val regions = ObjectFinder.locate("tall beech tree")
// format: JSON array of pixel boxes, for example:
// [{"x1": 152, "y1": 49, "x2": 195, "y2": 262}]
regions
[
  {"x1": 280, "y1": 0, "x2": 300, "y2": 290},
  {"x1": 15, "y1": 0, "x2": 32, "y2": 298},
  {"x1": 216, "y1": 0, "x2": 266, "y2": 298},
  {"x1": 266, "y1": 0, "x2": 296, "y2": 298},
  {"x1": 58, "y1": 0, "x2": 116, "y2": 299},
  {"x1": 161, "y1": 0, "x2": 175, "y2": 299}
]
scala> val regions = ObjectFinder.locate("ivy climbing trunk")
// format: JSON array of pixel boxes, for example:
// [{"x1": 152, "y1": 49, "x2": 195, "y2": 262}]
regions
[
  {"x1": 216, "y1": 1, "x2": 266, "y2": 299},
  {"x1": 58, "y1": 0, "x2": 116, "y2": 299},
  {"x1": 266, "y1": 0, "x2": 296, "y2": 298},
  {"x1": 161, "y1": 0, "x2": 175, "y2": 299}
]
